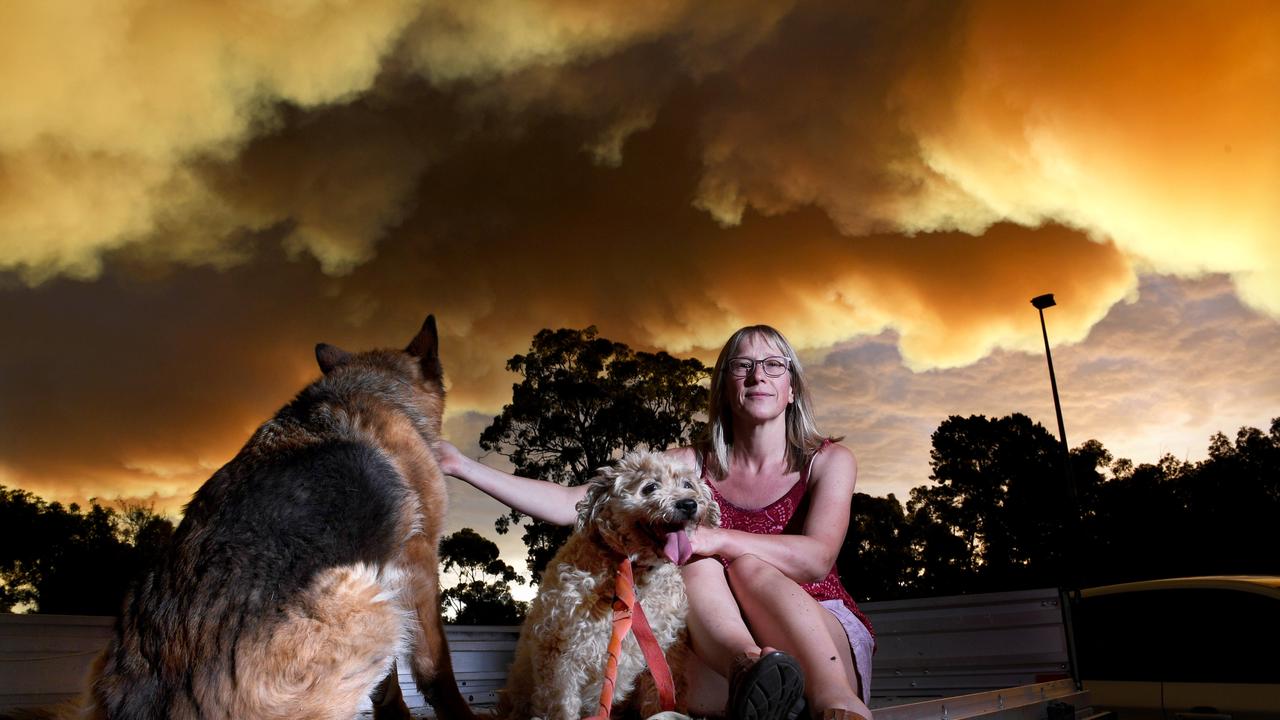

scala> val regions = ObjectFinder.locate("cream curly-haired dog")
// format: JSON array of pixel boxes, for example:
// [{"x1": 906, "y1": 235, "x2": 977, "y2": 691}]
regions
[{"x1": 498, "y1": 451, "x2": 719, "y2": 720}]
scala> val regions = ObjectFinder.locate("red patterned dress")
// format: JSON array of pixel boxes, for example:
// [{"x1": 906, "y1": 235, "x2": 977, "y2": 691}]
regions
[{"x1": 700, "y1": 443, "x2": 876, "y2": 648}]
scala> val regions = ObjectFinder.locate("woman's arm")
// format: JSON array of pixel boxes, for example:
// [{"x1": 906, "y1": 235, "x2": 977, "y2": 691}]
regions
[
  {"x1": 691, "y1": 443, "x2": 857, "y2": 583},
  {"x1": 434, "y1": 441, "x2": 587, "y2": 526}
]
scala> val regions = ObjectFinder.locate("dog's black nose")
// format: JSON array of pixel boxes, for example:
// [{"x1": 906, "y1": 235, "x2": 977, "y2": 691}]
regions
[{"x1": 675, "y1": 499, "x2": 698, "y2": 518}]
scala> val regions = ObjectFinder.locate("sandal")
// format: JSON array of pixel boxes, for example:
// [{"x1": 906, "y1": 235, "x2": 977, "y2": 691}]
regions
[{"x1": 726, "y1": 651, "x2": 806, "y2": 720}]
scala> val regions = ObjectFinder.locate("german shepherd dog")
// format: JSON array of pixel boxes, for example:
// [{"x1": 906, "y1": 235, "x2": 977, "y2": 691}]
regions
[{"x1": 82, "y1": 316, "x2": 473, "y2": 720}]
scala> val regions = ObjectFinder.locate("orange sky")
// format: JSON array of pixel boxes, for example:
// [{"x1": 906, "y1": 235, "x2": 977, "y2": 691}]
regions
[{"x1": 2, "y1": 1, "x2": 1278, "y2": 585}]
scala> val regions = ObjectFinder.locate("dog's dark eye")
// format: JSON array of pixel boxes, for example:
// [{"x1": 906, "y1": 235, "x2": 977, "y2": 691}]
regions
[
  {"x1": 683, "y1": 480, "x2": 694, "y2": 490},
  {"x1": 642, "y1": 482, "x2": 659, "y2": 496}
]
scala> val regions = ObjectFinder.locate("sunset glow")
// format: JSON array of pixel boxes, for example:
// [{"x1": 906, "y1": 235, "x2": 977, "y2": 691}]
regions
[{"x1": 2, "y1": 1, "x2": 1277, "y2": 577}]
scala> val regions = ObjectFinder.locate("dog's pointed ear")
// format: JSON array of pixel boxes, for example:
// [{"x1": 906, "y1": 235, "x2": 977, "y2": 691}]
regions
[
  {"x1": 406, "y1": 315, "x2": 442, "y2": 380},
  {"x1": 316, "y1": 343, "x2": 352, "y2": 374},
  {"x1": 406, "y1": 315, "x2": 438, "y2": 360}
]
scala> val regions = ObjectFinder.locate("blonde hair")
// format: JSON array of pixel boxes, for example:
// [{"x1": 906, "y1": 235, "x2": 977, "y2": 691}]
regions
[{"x1": 700, "y1": 325, "x2": 839, "y2": 479}]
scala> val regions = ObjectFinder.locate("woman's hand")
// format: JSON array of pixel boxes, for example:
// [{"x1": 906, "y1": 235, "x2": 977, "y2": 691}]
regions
[
  {"x1": 431, "y1": 441, "x2": 587, "y2": 526},
  {"x1": 432, "y1": 439, "x2": 466, "y2": 477},
  {"x1": 688, "y1": 525, "x2": 724, "y2": 560}
]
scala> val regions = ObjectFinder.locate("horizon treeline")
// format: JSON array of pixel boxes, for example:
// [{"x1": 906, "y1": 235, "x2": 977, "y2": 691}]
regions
[
  {"x1": 3, "y1": 413, "x2": 1275, "y2": 616},
  {"x1": 2, "y1": 326, "x2": 1276, "y2": 620},
  {"x1": 839, "y1": 413, "x2": 1280, "y2": 601}
]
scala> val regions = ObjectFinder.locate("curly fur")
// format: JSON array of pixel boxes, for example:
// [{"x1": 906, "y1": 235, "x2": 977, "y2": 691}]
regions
[{"x1": 498, "y1": 451, "x2": 720, "y2": 720}]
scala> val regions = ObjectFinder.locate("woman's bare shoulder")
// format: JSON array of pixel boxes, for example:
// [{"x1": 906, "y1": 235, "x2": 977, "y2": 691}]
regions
[
  {"x1": 811, "y1": 441, "x2": 857, "y2": 485},
  {"x1": 818, "y1": 440, "x2": 855, "y2": 461},
  {"x1": 662, "y1": 446, "x2": 699, "y2": 471}
]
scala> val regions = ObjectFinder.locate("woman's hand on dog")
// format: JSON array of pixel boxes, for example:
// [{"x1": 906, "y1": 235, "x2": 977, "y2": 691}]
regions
[
  {"x1": 687, "y1": 525, "x2": 724, "y2": 560},
  {"x1": 432, "y1": 440, "x2": 466, "y2": 477},
  {"x1": 431, "y1": 440, "x2": 586, "y2": 526}
]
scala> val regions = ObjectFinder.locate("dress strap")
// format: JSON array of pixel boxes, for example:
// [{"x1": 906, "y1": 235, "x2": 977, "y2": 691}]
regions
[{"x1": 800, "y1": 438, "x2": 834, "y2": 484}]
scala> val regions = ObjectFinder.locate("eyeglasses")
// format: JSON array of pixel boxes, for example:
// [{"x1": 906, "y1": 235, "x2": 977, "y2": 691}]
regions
[{"x1": 725, "y1": 356, "x2": 791, "y2": 378}]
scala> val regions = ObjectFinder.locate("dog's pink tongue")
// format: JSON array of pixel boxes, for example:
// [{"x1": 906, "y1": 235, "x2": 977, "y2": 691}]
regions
[{"x1": 662, "y1": 530, "x2": 692, "y2": 565}]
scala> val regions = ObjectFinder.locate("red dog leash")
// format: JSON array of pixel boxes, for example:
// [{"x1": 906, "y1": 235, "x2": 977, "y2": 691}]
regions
[{"x1": 588, "y1": 557, "x2": 676, "y2": 719}]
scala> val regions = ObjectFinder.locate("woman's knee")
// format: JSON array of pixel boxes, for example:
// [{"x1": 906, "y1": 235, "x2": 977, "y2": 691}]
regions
[
  {"x1": 682, "y1": 556, "x2": 729, "y2": 591},
  {"x1": 724, "y1": 553, "x2": 786, "y2": 589},
  {"x1": 682, "y1": 558, "x2": 738, "y2": 619},
  {"x1": 683, "y1": 555, "x2": 725, "y2": 575}
]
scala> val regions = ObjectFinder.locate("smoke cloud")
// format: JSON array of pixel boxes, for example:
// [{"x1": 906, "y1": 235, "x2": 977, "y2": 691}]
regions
[{"x1": 2, "y1": 1, "x2": 1276, "y2": 518}]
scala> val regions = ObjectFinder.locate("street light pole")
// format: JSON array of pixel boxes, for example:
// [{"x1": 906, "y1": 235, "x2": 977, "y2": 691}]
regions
[
  {"x1": 1031, "y1": 294, "x2": 1069, "y2": 452},
  {"x1": 1030, "y1": 292, "x2": 1082, "y2": 690}
]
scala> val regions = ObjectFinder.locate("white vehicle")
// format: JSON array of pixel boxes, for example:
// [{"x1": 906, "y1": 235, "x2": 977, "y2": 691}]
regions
[{"x1": 1077, "y1": 575, "x2": 1280, "y2": 720}]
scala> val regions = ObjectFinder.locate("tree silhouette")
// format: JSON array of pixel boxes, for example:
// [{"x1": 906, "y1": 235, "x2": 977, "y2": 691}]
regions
[
  {"x1": 8, "y1": 403, "x2": 1275, "y2": 616},
  {"x1": 0, "y1": 486, "x2": 174, "y2": 614},
  {"x1": 438, "y1": 528, "x2": 527, "y2": 625},
  {"x1": 480, "y1": 327, "x2": 708, "y2": 581},
  {"x1": 839, "y1": 493, "x2": 914, "y2": 601},
  {"x1": 905, "y1": 414, "x2": 1129, "y2": 594},
  {"x1": 1085, "y1": 452, "x2": 1191, "y2": 584},
  {"x1": 904, "y1": 414, "x2": 1280, "y2": 596},
  {"x1": 1083, "y1": 418, "x2": 1280, "y2": 586},
  {"x1": 904, "y1": 485, "x2": 978, "y2": 597},
  {"x1": 1189, "y1": 421, "x2": 1280, "y2": 574},
  {"x1": 907, "y1": 414, "x2": 1073, "y2": 592}
]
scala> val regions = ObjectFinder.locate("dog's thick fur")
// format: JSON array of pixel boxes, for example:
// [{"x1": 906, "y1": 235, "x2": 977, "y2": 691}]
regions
[
  {"x1": 82, "y1": 316, "x2": 473, "y2": 720},
  {"x1": 498, "y1": 452, "x2": 720, "y2": 720}
]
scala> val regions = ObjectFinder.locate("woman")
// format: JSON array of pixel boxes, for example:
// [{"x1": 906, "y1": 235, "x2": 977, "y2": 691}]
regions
[{"x1": 435, "y1": 325, "x2": 874, "y2": 720}]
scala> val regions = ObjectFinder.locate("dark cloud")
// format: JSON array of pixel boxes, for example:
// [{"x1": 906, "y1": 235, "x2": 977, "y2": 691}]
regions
[{"x1": 1, "y1": 1, "x2": 1276, "y2": 536}]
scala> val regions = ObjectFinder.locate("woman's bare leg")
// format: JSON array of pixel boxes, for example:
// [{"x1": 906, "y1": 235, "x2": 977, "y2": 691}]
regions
[
  {"x1": 817, "y1": 610, "x2": 870, "y2": 715},
  {"x1": 682, "y1": 557, "x2": 761, "y2": 716},
  {"x1": 726, "y1": 555, "x2": 872, "y2": 718}
]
